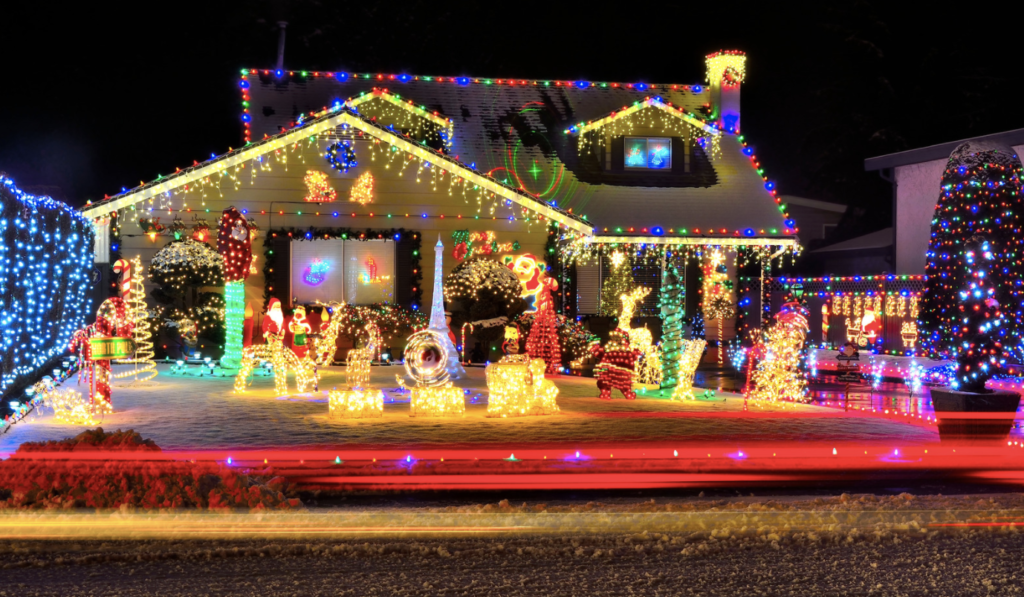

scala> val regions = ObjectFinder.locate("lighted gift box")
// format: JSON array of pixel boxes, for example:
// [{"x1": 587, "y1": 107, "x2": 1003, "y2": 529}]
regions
[
  {"x1": 409, "y1": 382, "x2": 465, "y2": 417},
  {"x1": 328, "y1": 388, "x2": 384, "y2": 419},
  {"x1": 485, "y1": 358, "x2": 560, "y2": 417}
]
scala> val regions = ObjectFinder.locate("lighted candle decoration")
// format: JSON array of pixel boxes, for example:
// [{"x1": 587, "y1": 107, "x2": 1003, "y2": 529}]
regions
[
  {"x1": 485, "y1": 358, "x2": 559, "y2": 417},
  {"x1": 404, "y1": 330, "x2": 465, "y2": 417}
]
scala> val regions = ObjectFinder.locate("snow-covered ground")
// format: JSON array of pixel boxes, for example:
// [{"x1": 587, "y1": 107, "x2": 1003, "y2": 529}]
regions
[{"x1": 0, "y1": 364, "x2": 937, "y2": 453}]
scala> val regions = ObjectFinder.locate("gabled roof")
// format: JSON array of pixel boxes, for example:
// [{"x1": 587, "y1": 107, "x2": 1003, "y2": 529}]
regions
[
  {"x1": 81, "y1": 103, "x2": 593, "y2": 235},
  {"x1": 865, "y1": 128, "x2": 1024, "y2": 171},
  {"x1": 566, "y1": 97, "x2": 720, "y2": 138},
  {"x1": 242, "y1": 68, "x2": 797, "y2": 244}
]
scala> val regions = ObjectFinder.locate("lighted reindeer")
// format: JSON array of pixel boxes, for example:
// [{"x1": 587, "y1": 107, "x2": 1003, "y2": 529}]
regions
[
  {"x1": 619, "y1": 287, "x2": 662, "y2": 386},
  {"x1": 312, "y1": 301, "x2": 346, "y2": 366},
  {"x1": 345, "y1": 322, "x2": 382, "y2": 389},
  {"x1": 234, "y1": 299, "x2": 319, "y2": 395}
]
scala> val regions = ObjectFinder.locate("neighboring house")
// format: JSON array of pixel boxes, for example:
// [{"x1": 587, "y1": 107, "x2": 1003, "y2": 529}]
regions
[
  {"x1": 80, "y1": 52, "x2": 797, "y2": 352},
  {"x1": 808, "y1": 227, "x2": 893, "y2": 275},
  {"x1": 864, "y1": 128, "x2": 1024, "y2": 274},
  {"x1": 777, "y1": 195, "x2": 845, "y2": 247}
]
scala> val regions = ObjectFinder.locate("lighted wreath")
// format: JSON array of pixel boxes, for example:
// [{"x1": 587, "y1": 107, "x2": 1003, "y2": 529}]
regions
[{"x1": 326, "y1": 141, "x2": 358, "y2": 173}]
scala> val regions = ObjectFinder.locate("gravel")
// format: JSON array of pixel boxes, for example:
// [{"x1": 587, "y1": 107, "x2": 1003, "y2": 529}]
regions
[{"x1": 1, "y1": 521, "x2": 1022, "y2": 595}]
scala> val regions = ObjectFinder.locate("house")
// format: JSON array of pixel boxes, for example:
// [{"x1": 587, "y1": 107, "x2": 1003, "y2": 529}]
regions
[
  {"x1": 864, "y1": 128, "x2": 1024, "y2": 274},
  {"x1": 80, "y1": 51, "x2": 798, "y2": 360}
]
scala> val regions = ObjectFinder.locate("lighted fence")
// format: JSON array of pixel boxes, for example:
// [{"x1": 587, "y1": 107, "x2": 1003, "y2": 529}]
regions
[{"x1": 750, "y1": 275, "x2": 927, "y2": 357}]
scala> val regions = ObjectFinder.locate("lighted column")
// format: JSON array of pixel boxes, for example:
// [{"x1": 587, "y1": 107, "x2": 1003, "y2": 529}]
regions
[
  {"x1": 429, "y1": 236, "x2": 465, "y2": 379},
  {"x1": 217, "y1": 207, "x2": 253, "y2": 370}
]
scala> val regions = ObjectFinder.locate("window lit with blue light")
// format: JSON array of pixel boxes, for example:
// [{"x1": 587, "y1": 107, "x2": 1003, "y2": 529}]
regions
[{"x1": 624, "y1": 137, "x2": 672, "y2": 170}]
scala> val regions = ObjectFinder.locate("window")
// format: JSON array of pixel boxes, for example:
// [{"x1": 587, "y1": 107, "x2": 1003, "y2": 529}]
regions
[
  {"x1": 290, "y1": 239, "x2": 395, "y2": 305},
  {"x1": 624, "y1": 137, "x2": 672, "y2": 170}
]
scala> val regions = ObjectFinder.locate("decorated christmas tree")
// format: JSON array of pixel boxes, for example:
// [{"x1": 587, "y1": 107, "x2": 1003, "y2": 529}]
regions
[
  {"x1": 659, "y1": 264, "x2": 684, "y2": 388},
  {"x1": 600, "y1": 251, "x2": 636, "y2": 317},
  {"x1": 951, "y1": 236, "x2": 1008, "y2": 392},
  {"x1": 921, "y1": 141, "x2": 1024, "y2": 359},
  {"x1": 443, "y1": 256, "x2": 524, "y2": 345},
  {"x1": 113, "y1": 255, "x2": 157, "y2": 382},
  {"x1": 745, "y1": 302, "x2": 809, "y2": 403}
]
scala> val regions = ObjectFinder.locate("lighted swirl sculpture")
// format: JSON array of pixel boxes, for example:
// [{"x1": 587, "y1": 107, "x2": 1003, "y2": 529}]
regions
[
  {"x1": 404, "y1": 330, "x2": 464, "y2": 417},
  {"x1": 403, "y1": 330, "x2": 450, "y2": 387}
]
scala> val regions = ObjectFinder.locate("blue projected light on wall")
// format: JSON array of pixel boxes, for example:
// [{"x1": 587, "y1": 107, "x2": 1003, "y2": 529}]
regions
[
  {"x1": 624, "y1": 137, "x2": 672, "y2": 170},
  {"x1": 303, "y1": 258, "x2": 330, "y2": 286}
]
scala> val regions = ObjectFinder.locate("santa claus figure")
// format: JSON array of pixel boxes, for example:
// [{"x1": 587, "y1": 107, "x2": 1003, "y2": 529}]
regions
[{"x1": 263, "y1": 298, "x2": 285, "y2": 338}]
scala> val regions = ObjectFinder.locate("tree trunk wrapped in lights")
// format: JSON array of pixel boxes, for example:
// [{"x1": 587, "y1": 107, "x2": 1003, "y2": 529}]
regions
[
  {"x1": 659, "y1": 265, "x2": 684, "y2": 388},
  {"x1": 921, "y1": 141, "x2": 1024, "y2": 360},
  {"x1": 670, "y1": 338, "x2": 707, "y2": 400},
  {"x1": 744, "y1": 302, "x2": 809, "y2": 403}
]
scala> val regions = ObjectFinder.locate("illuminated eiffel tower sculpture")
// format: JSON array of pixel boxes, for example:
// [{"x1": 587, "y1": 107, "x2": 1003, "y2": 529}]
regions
[{"x1": 429, "y1": 236, "x2": 466, "y2": 379}]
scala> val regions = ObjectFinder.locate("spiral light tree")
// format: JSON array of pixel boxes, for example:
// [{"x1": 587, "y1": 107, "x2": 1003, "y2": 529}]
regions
[
  {"x1": 217, "y1": 207, "x2": 253, "y2": 369},
  {"x1": 111, "y1": 256, "x2": 157, "y2": 382}
]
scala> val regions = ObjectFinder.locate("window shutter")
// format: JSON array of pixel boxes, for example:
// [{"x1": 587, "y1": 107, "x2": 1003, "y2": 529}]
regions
[
  {"x1": 672, "y1": 137, "x2": 687, "y2": 174},
  {"x1": 395, "y1": 237, "x2": 414, "y2": 308},
  {"x1": 611, "y1": 137, "x2": 624, "y2": 172},
  {"x1": 576, "y1": 263, "x2": 601, "y2": 315}
]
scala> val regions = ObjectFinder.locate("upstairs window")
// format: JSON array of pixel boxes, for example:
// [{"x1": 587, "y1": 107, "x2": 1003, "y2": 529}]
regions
[{"x1": 624, "y1": 136, "x2": 672, "y2": 170}]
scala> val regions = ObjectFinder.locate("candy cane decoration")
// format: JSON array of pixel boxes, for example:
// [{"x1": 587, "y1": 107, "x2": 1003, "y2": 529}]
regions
[{"x1": 113, "y1": 259, "x2": 131, "y2": 301}]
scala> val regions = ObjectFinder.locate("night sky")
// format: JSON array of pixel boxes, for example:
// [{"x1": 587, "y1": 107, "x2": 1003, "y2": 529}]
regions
[{"x1": 3, "y1": 1, "x2": 1021, "y2": 242}]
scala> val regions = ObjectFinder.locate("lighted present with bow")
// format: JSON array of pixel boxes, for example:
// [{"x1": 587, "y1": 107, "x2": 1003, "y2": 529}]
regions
[
  {"x1": 328, "y1": 387, "x2": 384, "y2": 419},
  {"x1": 485, "y1": 358, "x2": 560, "y2": 417}
]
